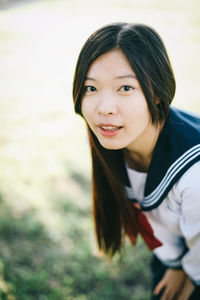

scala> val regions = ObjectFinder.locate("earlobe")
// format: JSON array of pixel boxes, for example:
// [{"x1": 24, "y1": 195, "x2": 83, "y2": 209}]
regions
[{"x1": 155, "y1": 98, "x2": 161, "y2": 105}]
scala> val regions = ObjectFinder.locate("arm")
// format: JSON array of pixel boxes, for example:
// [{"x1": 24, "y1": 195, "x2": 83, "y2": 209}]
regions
[
  {"x1": 179, "y1": 162, "x2": 200, "y2": 287},
  {"x1": 155, "y1": 161, "x2": 200, "y2": 299}
]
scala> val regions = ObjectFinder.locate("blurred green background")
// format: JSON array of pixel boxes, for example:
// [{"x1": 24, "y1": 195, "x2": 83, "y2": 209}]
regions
[{"x1": 0, "y1": 0, "x2": 199, "y2": 299}]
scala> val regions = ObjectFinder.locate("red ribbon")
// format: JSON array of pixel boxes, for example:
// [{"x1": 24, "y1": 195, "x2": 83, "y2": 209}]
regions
[{"x1": 126, "y1": 203, "x2": 163, "y2": 251}]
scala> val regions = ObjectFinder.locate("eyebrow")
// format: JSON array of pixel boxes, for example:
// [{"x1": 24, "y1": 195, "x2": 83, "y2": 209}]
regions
[
  {"x1": 85, "y1": 74, "x2": 137, "y2": 81},
  {"x1": 116, "y1": 74, "x2": 137, "y2": 79}
]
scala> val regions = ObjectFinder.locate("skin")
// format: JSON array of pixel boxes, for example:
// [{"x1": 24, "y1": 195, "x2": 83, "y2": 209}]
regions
[
  {"x1": 154, "y1": 269, "x2": 195, "y2": 300},
  {"x1": 81, "y1": 48, "x2": 195, "y2": 299},
  {"x1": 81, "y1": 48, "x2": 162, "y2": 172}
]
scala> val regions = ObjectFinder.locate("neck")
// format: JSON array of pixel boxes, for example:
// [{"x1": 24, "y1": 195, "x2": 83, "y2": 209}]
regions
[{"x1": 124, "y1": 121, "x2": 164, "y2": 172}]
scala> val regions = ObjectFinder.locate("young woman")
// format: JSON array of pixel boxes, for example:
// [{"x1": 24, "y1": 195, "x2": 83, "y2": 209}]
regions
[{"x1": 72, "y1": 22, "x2": 200, "y2": 300}]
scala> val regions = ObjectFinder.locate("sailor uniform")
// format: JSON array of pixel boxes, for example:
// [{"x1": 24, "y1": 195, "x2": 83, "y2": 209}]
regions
[{"x1": 125, "y1": 106, "x2": 200, "y2": 286}]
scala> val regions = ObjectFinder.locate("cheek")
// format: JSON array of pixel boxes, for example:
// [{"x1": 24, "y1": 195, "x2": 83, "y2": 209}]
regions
[
  {"x1": 125, "y1": 102, "x2": 151, "y2": 128},
  {"x1": 81, "y1": 100, "x2": 93, "y2": 124},
  {"x1": 135, "y1": 97, "x2": 151, "y2": 120},
  {"x1": 81, "y1": 100, "x2": 88, "y2": 118}
]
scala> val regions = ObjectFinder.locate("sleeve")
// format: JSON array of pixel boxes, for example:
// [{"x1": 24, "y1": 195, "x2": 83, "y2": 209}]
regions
[{"x1": 178, "y1": 161, "x2": 200, "y2": 285}]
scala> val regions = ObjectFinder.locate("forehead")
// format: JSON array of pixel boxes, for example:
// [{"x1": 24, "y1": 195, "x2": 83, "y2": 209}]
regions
[{"x1": 86, "y1": 48, "x2": 135, "y2": 79}]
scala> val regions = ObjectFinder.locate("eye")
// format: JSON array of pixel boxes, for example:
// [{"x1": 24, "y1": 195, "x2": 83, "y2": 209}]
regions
[
  {"x1": 120, "y1": 85, "x2": 133, "y2": 92},
  {"x1": 84, "y1": 86, "x2": 97, "y2": 93}
]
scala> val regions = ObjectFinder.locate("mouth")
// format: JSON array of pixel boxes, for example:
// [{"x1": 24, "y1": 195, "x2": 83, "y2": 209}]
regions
[
  {"x1": 98, "y1": 124, "x2": 123, "y2": 137},
  {"x1": 100, "y1": 125, "x2": 123, "y2": 131}
]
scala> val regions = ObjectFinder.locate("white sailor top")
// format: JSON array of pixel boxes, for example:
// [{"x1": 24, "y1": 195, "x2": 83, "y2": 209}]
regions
[{"x1": 124, "y1": 106, "x2": 200, "y2": 286}]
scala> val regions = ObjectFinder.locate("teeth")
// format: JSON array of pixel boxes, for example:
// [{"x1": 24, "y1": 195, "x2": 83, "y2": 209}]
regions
[{"x1": 101, "y1": 126, "x2": 119, "y2": 131}]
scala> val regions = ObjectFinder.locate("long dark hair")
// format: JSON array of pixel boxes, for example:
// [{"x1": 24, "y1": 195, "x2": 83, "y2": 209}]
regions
[{"x1": 72, "y1": 22, "x2": 176, "y2": 256}]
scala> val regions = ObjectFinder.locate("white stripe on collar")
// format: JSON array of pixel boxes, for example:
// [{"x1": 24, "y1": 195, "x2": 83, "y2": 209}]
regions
[
  {"x1": 124, "y1": 107, "x2": 200, "y2": 211},
  {"x1": 142, "y1": 144, "x2": 200, "y2": 207}
]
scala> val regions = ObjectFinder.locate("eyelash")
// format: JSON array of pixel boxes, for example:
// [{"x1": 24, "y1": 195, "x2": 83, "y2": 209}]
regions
[
  {"x1": 84, "y1": 86, "x2": 96, "y2": 93},
  {"x1": 83, "y1": 85, "x2": 134, "y2": 93},
  {"x1": 119, "y1": 85, "x2": 134, "y2": 92}
]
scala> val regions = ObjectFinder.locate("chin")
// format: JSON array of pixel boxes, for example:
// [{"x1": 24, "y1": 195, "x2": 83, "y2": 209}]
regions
[{"x1": 99, "y1": 141, "x2": 125, "y2": 150}]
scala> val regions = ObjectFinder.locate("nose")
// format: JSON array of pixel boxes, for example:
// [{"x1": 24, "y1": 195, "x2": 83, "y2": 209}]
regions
[{"x1": 97, "y1": 92, "x2": 118, "y2": 115}]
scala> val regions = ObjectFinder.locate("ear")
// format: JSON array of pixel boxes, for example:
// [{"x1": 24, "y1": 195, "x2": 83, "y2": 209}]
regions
[{"x1": 155, "y1": 98, "x2": 161, "y2": 105}]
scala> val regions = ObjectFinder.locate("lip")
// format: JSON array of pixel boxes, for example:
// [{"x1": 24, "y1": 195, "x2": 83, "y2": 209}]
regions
[{"x1": 97, "y1": 123, "x2": 123, "y2": 137}]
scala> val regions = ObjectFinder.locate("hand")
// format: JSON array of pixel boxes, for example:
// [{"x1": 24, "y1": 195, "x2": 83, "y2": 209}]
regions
[
  {"x1": 176, "y1": 277, "x2": 195, "y2": 300},
  {"x1": 153, "y1": 268, "x2": 187, "y2": 300}
]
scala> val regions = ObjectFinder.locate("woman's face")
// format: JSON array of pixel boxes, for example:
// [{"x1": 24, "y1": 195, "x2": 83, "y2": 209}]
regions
[{"x1": 81, "y1": 49, "x2": 155, "y2": 152}]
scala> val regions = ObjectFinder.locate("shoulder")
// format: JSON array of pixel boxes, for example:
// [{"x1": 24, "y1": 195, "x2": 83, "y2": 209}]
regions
[
  {"x1": 174, "y1": 161, "x2": 200, "y2": 200},
  {"x1": 170, "y1": 106, "x2": 200, "y2": 126},
  {"x1": 169, "y1": 107, "x2": 200, "y2": 144},
  {"x1": 177, "y1": 160, "x2": 200, "y2": 188}
]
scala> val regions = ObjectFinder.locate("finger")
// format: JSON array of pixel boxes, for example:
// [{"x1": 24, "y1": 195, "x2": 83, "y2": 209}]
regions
[
  {"x1": 161, "y1": 288, "x2": 174, "y2": 300},
  {"x1": 176, "y1": 296, "x2": 187, "y2": 300},
  {"x1": 154, "y1": 280, "x2": 165, "y2": 295},
  {"x1": 177, "y1": 279, "x2": 195, "y2": 300},
  {"x1": 177, "y1": 286, "x2": 194, "y2": 300}
]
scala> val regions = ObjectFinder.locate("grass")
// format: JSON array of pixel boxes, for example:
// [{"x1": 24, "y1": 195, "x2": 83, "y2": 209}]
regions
[
  {"x1": 0, "y1": 0, "x2": 199, "y2": 299},
  {"x1": 0, "y1": 179, "x2": 152, "y2": 300}
]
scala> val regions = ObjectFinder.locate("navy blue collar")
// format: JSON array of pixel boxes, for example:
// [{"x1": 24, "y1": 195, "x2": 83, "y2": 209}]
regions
[{"x1": 125, "y1": 107, "x2": 200, "y2": 211}]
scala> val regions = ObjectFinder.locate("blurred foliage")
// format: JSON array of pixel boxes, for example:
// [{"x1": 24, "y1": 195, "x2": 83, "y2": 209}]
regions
[
  {"x1": 0, "y1": 175, "x2": 152, "y2": 300},
  {"x1": 0, "y1": 0, "x2": 199, "y2": 299}
]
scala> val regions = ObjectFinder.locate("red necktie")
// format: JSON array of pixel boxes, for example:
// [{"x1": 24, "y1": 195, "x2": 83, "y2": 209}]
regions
[{"x1": 126, "y1": 203, "x2": 163, "y2": 251}]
